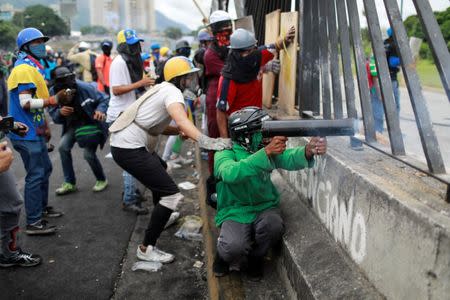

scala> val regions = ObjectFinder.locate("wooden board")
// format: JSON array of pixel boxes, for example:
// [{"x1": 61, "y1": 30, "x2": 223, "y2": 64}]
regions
[
  {"x1": 262, "y1": 9, "x2": 281, "y2": 109},
  {"x1": 278, "y1": 11, "x2": 298, "y2": 116},
  {"x1": 234, "y1": 15, "x2": 255, "y2": 33}
]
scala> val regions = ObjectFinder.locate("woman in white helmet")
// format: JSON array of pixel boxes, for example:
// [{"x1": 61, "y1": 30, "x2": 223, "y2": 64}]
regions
[{"x1": 109, "y1": 56, "x2": 231, "y2": 263}]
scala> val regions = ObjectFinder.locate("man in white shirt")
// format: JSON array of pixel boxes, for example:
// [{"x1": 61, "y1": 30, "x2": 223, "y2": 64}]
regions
[{"x1": 107, "y1": 29, "x2": 154, "y2": 214}]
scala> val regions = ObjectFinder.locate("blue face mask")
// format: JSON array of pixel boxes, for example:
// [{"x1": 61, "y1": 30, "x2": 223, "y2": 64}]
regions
[{"x1": 29, "y1": 43, "x2": 47, "y2": 59}]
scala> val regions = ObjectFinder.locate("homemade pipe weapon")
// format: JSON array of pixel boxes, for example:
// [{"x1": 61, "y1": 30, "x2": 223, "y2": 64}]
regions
[{"x1": 261, "y1": 118, "x2": 357, "y2": 137}]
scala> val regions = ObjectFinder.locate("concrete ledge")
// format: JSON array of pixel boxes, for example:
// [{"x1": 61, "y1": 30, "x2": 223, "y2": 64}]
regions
[
  {"x1": 278, "y1": 136, "x2": 450, "y2": 299},
  {"x1": 273, "y1": 172, "x2": 383, "y2": 299}
]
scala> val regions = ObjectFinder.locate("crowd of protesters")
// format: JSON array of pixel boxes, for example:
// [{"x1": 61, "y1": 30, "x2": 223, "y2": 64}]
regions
[{"x1": 0, "y1": 9, "x2": 332, "y2": 282}]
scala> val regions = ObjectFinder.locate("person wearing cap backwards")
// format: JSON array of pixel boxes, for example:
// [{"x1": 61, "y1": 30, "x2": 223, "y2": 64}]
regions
[
  {"x1": 7, "y1": 28, "x2": 73, "y2": 235},
  {"x1": 109, "y1": 56, "x2": 231, "y2": 263},
  {"x1": 67, "y1": 41, "x2": 96, "y2": 83},
  {"x1": 95, "y1": 40, "x2": 113, "y2": 95},
  {"x1": 48, "y1": 66, "x2": 109, "y2": 196},
  {"x1": 213, "y1": 106, "x2": 327, "y2": 279},
  {"x1": 106, "y1": 29, "x2": 155, "y2": 215},
  {"x1": 216, "y1": 27, "x2": 295, "y2": 138}
]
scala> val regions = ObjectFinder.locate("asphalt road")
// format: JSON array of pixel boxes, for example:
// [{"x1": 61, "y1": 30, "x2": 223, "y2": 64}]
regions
[
  {"x1": 0, "y1": 125, "x2": 208, "y2": 299},
  {"x1": 0, "y1": 122, "x2": 137, "y2": 299}
]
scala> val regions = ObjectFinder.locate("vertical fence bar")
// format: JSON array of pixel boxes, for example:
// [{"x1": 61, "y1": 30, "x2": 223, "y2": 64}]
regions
[
  {"x1": 311, "y1": 0, "x2": 321, "y2": 114},
  {"x1": 296, "y1": 0, "x2": 304, "y2": 114},
  {"x1": 319, "y1": 0, "x2": 331, "y2": 118},
  {"x1": 300, "y1": 0, "x2": 313, "y2": 112},
  {"x1": 346, "y1": 0, "x2": 376, "y2": 143},
  {"x1": 327, "y1": 0, "x2": 343, "y2": 119},
  {"x1": 363, "y1": 0, "x2": 405, "y2": 155},
  {"x1": 412, "y1": 0, "x2": 450, "y2": 100},
  {"x1": 383, "y1": 0, "x2": 445, "y2": 173},
  {"x1": 336, "y1": 0, "x2": 357, "y2": 120}
]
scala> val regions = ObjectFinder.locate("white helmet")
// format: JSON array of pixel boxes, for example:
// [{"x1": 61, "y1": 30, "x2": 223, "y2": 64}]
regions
[
  {"x1": 209, "y1": 10, "x2": 232, "y2": 25},
  {"x1": 79, "y1": 41, "x2": 90, "y2": 49}
]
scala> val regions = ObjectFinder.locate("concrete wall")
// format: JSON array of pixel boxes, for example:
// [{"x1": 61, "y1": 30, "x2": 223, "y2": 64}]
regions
[{"x1": 279, "y1": 137, "x2": 450, "y2": 300}]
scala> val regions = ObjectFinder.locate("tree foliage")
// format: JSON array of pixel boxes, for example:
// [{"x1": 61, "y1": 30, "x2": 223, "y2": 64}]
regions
[
  {"x1": 403, "y1": 7, "x2": 450, "y2": 60},
  {"x1": 164, "y1": 27, "x2": 182, "y2": 40},
  {"x1": 0, "y1": 20, "x2": 20, "y2": 50},
  {"x1": 80, "y1": 25, "x2": 109, "y2": 35},
  {"x1": 12, "y1": 5, "x2": 69, "y2": 36}
]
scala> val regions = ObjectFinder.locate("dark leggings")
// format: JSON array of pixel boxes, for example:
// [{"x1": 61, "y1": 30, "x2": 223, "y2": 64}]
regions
[{"x1": 111, "y1": 146, "x2": 179, "y2": 246}]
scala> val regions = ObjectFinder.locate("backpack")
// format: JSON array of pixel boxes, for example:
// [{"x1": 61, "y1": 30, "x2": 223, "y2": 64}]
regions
[{"x1": 89, "y1": 53, "x2": 98, "y2": 82}]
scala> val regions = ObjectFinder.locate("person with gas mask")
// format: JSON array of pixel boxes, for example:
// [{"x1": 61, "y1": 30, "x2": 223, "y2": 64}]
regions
[
  {"x1": 48, "y1": 67, "x2": 109, "y2": 196},
  {"x1": 95, "y1": 40, "x2": 113, "y2": 95},
  {"x1": 7, "y1": 28, "x2": 73, "y2": 235},
  {"x1": 213, "y1": 106, "x2": 327, "y2": 279},
  {"x1": 216, "y1": 28, "x2": 294, "y2": 138},
  {"x1": 106, "y1": 29, "x2": 155, "y2": 215},
  {"x1": 109, "y1": 56, "x2": 231, "y2": 264}
]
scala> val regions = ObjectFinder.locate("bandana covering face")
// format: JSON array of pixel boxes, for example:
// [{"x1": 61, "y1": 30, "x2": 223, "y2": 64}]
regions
[
  {"x1": 117, "y1": 42, "x2": 144, "y2": 92},
  {"x1": 221, "y1": 49, "x2": 262, "y2": 83},
  {"x1": 211, "y1": 27, "x2": 232, "y2": 61}
]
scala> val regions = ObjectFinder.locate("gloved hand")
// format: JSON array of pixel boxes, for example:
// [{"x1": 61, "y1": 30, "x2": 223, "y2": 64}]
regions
[
  {"x1": 263, "y1": 59, "x2": 280, "y2": 74},
  {"x1": 198, "y1": 134, "x2": 232, "y2": 151},
  {"x1": 50, "y1": 88, "x2": 76, "y2": 106}
]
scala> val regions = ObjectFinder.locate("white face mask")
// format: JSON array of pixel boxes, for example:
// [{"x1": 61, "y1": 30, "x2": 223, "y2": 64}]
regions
[{"x1": 184, "y1": 73, "x2": 200, "y2": 95}]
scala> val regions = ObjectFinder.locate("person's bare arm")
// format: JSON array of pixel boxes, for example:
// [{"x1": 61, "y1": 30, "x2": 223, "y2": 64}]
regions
[
  {"x1": 112, "y1": 77, "x2": 155, "y2": 96},
  {"x1": 167, "y1": 102, "x2": 201, "y2": 141},
  {"x1": 217, "y1": 109, "x2": 229, "y2": 138}
]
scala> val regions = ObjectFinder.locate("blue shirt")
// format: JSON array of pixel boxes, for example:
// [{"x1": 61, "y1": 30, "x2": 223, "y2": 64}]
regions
[{"x1": 8, "y1": 56, "x2": 48, "y2": 141}]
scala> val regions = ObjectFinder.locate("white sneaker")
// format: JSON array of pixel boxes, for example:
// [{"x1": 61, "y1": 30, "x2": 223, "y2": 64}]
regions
[
  {"x1": 136, "y1": 245, "x2": 174, "y2": 264},
  {"x1": 164, "y1": 212, "x2": 180, "y2": 229}
]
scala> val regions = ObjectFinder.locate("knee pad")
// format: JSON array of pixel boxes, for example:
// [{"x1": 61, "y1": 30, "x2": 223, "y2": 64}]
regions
[{"x1": 159, "y1": 192, "x2": 184, "y2": 211}]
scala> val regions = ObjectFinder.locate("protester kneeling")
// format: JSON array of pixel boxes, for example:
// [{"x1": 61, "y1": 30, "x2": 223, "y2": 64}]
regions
[{"x1": 213, "y1": 106, "x2": 327, "y2": 280}]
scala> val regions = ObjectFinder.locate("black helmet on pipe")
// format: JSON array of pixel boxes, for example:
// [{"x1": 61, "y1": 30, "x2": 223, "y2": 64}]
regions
[{"x1": 228, "y1": 106, "x2": 271, "y2": 151}]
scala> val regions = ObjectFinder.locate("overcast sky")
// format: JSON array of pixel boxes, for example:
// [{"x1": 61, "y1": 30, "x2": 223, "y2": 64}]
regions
[{"x1": 155, "y1": 0, "x2": 449, "y2": 30}]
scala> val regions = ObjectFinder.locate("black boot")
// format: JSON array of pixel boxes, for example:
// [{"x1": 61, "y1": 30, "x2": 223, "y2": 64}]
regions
[
  {"x1": 247, "y1": 256, "x2": 264, "y2": 281},
  {"x1": 213, "y1": 252, "x2": 229, "y2": 277}
]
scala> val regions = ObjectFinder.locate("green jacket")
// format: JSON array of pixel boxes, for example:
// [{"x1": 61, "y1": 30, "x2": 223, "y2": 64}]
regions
[{"x1": 214, "y1": 143, "x2": 314, "y2": 226}]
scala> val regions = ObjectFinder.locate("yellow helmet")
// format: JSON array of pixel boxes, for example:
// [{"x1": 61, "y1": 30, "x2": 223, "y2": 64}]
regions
[
  {"x1": 160, "y1": 46, "x2": 170, "y2": 57},
  {"x1": 164, "y1": 56, "x2": 200, "y2": 82}
]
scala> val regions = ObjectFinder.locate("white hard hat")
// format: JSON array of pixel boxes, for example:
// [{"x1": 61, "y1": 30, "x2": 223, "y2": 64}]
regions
[
  {"x1": 209, "y1": 10, "x2": 232, "y2": 25},
  {"x1": 79, "y1": 41, "x2": 90, "y2": 49}
]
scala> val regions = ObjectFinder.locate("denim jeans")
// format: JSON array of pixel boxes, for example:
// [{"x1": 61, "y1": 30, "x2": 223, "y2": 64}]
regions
[
  {"x1": 371, "y1": 90, "x2": 385, "y2": 133},
  {"x1": 58, "y1": 127, "x2": 105, "y2": 184},
  {"x1": 11, "y1": 137, "x2": 52, "y2": 225},
  {"x1": 392, "y1": 79, "x2": 400, "y2": 119}
]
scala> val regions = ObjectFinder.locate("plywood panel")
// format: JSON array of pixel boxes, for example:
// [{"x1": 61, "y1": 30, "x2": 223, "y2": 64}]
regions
[
  {"x1": 234, "y1": 15, "x2": 255, "y2": 33},
  {"x1": 262, "y1": 9, "x2": 281, "y2": 109},
  {"x1": 278, "y1": 11, "x2": 298, "y2": 116}
]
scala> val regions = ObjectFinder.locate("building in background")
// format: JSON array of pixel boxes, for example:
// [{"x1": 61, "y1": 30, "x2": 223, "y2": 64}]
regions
[
  {"x1": 0, "y1": 3, "x2": 22, "y2": 21},
  {"x1": 89, "y1": 0, "x2": 155, "y2": 33}
]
